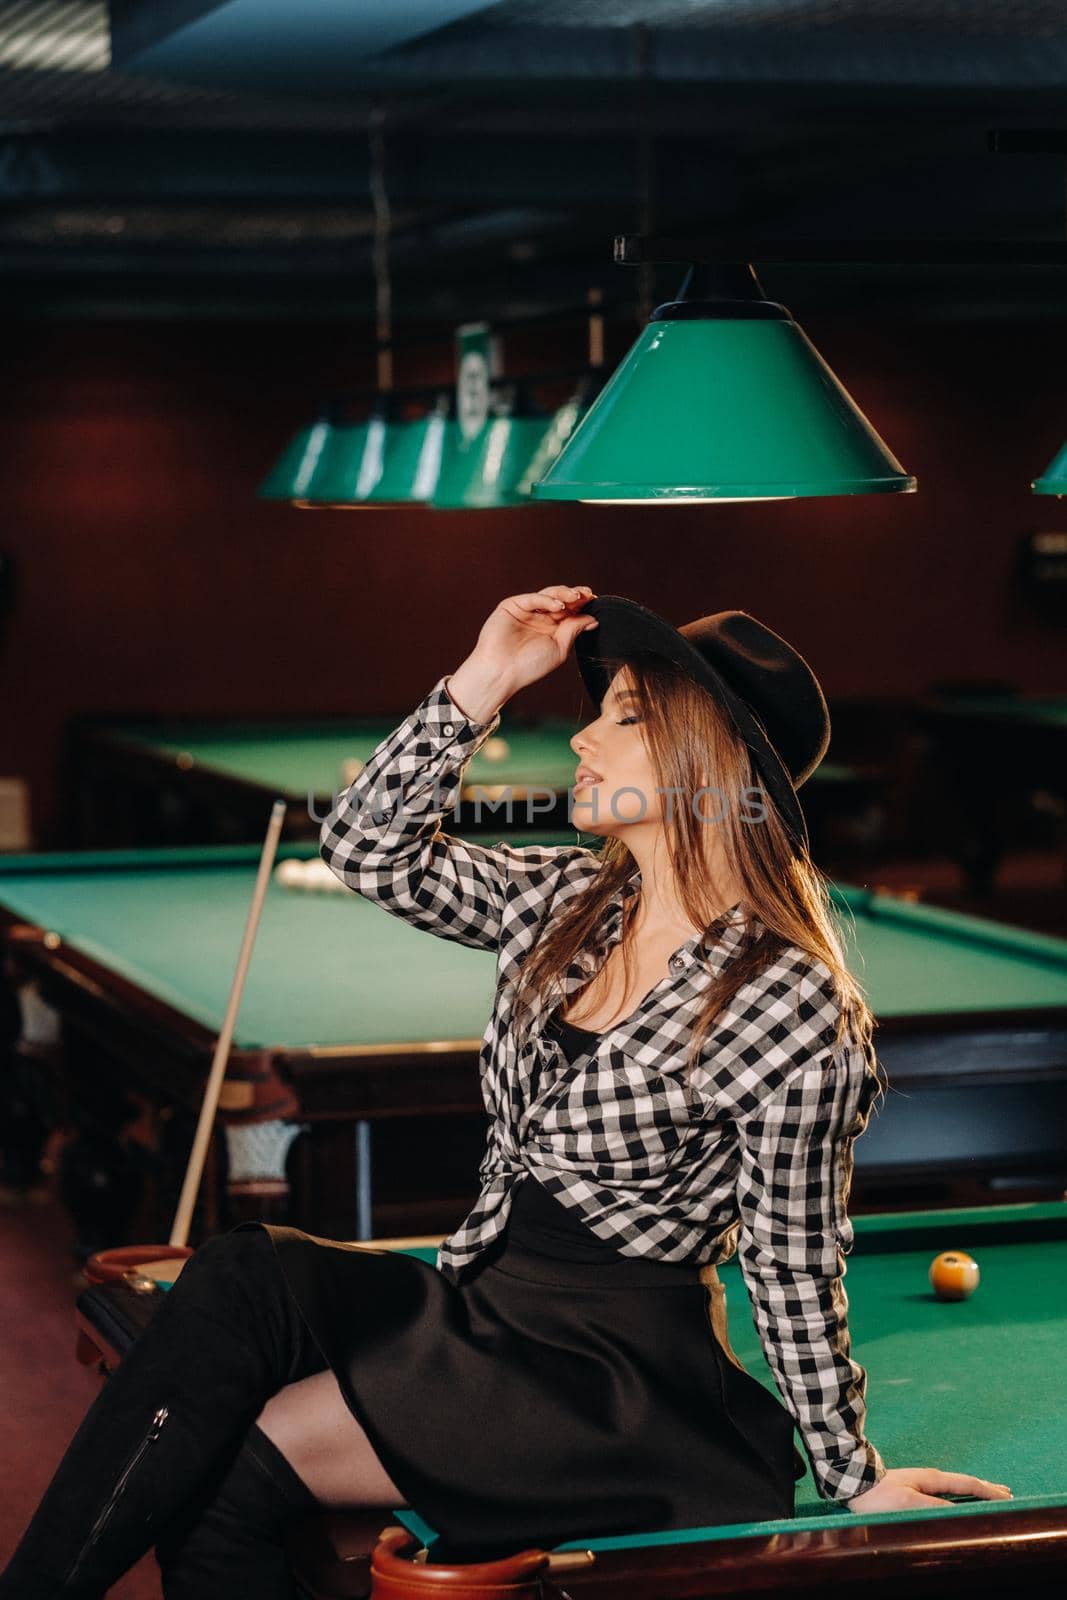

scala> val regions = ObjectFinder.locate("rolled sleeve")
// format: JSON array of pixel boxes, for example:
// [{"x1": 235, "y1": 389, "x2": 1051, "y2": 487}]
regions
[
  {"x1": 733, "y1": 1038, "x2": 886, "y2": 1503},
  {"x1": 318, "y1": 675, "x2": 515, "y2": 952}
]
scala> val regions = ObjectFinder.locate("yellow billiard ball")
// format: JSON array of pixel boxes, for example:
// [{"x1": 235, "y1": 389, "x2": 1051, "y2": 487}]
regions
[
  {"x1": 482, "y1": 737, "x2": 511, "y2": 763},
  {"x1": 929, "y1": 1250, "x2": 980, "y2": 1301}
]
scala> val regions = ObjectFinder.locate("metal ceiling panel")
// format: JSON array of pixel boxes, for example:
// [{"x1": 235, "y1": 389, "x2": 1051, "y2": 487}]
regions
[{"x1": 109, "y1": 0, "x2": 505, "y2": 91}]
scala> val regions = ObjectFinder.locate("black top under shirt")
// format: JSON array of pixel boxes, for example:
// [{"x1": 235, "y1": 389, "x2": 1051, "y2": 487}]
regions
[{"x1": 506, "y1": 1008, "x2": 625, "y2": 1263}]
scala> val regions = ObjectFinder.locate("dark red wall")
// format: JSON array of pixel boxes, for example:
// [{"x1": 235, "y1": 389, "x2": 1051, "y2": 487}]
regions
[{"x1": 2, "y1": 315, "x2": 1065, "y2": 848}]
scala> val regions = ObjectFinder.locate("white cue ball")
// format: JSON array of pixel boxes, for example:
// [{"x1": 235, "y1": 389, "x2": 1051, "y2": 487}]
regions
[{"x1": 275, "y1": 859, "x2": 304, "y2": 888}]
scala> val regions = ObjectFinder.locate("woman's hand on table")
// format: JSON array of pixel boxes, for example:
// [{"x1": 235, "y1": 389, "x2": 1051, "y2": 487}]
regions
[{"x1": 848, "y1": 1466, "x2": 1013, "y2": 1513}]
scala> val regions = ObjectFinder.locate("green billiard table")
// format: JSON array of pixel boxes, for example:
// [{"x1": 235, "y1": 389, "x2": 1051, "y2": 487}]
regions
[
  {"x1": 0, "y1": 833, "x2": 577, "y2": 1246},
  {"x1": 915, "y1": 692, "x2": 1067, "y2": 894},
  {"x1": 389, "y1": 1206, "x2": 1067, "y2": 1595},
  {"x1": 551, "y1": 1202, "x2": 1067, "y2": 1594},
  {"x1": 66, "y1": 711, "x2": 885, "y2": 857},
  {"x1": 74, "y1": 1204, "x2": 1067, "y2": 1597},
  {"x1": 1, "y1": 844, "x2": 1065, "y2": 1248},
  {"x1": 67, "y1": 712, "x2": 584, "y2": 845}
]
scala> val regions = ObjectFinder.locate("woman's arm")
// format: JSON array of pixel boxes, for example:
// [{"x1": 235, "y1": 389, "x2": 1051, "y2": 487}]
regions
[
  {"x1": 732, "y1": 983, "x2": 1013, "y2": 1511},
  {"x1": 319, "y1": 586, "x2": 599, "y2": 954},
  {"x1": 319, "y1": 671, "x2": 520, "y2": 953},
  {"x1": 733, "y1": 1029, "x2": 885, "y2": 1504}
]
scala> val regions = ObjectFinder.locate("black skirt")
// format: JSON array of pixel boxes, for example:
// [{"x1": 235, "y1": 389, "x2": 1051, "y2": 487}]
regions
[{"x1": 239, "y1": 1207, "x2": 802, "y2": 1558}]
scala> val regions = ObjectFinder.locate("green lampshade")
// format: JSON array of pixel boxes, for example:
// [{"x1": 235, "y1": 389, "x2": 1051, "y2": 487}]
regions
[
  {"x1": 1032, "y1": 442, "x2": 1067, "y2": 495},
  {"x1": 295, "y1": 402, "x2": 450, "y2": 508},
  {"x1": 533, "y1": 267, "x2": 915, "y2": 503},
  {"x1": 258, "y1": 420, "x2": 334, "y2": 501},
  {"x1": 295, "y1": 422, "x2": 371, "y2": 506},
  {"x1": 433, "y1": 404, "x2": 551, "y2": 510},
  {"x1": 515, "y1": 376, "x2": 604, "y2": 499},
  {"x1": 363, "y1": 405, "x2": 449, "y2": 505}
]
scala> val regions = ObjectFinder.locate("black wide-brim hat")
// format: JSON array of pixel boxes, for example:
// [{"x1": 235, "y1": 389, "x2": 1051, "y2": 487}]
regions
[{"x1": 573, "y1": 595, "x2": 831, "y2": 853}]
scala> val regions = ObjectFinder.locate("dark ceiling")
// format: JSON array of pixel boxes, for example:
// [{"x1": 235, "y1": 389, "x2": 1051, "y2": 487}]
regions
[{"x1": 1, "y1": 0, "x2": 1067, "y2": 323}]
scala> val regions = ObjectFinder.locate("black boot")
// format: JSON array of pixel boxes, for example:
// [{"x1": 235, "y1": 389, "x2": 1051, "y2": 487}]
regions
[
  {"x1": 0, "y1": 1226, "x2": 325, "y2": 1598},
  {"x1": 155, "y1": 1422, "x2": 320, "y2": 1600}
]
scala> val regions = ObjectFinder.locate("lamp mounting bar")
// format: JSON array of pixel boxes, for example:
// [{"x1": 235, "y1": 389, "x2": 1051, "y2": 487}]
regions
[{"x1": 615, "y1": 235, "x2": 1067, "y2": 267}]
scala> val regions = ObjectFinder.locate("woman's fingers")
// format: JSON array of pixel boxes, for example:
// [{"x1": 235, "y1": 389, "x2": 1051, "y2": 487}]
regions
[
  {"x1": 509, "y1": 592, "x2": 567, "y2": 613},
  {"x1": 508, "y1": 590, "x2": 590, "y2": 615},
  {"x1": 536, "y1": 585, "x2": 596, "y2": 608},
  {"x1": 850, "y1": 1467, "x2": 1014, "y2": 1515},
  {"x1": 907, "y1": 1469, "x2": 1012, "y2": 1499},
  {"x1": 505, "y1": 588, "x2": 596, "y2": 621}
]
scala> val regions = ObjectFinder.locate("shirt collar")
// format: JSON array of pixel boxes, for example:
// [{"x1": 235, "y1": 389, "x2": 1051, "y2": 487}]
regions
[{"x1": 591, "y1": 865, "x2": 755, "y2": 976}]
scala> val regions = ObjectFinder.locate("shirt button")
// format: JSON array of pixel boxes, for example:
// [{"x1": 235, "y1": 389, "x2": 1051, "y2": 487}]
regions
[
  {"x1": 669, "y1": 954, "x2": 685, "y2": 971},
  {"x1": 442, "y1": 722, "x2": 455, "y2": 735}
]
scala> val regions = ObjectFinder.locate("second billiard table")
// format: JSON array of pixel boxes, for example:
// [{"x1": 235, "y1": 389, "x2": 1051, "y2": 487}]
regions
[
  {"x1": 1, "y1": 842, "x2": 1065, "y2": 1249},
  {"x1": 66, "y1": 709, "x2": 888, "y2": 861},
  {"x1": 66, "y1": 712, "x2": 584, "y2": 845},
  {"x1": 915, "y1": 692, "x2": 1067, "y2": 894}
]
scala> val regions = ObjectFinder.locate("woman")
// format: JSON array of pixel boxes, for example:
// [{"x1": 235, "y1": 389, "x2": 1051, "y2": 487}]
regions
[{"x1": 2, "y1": 585, "x2": 1010, "y2": 1598}]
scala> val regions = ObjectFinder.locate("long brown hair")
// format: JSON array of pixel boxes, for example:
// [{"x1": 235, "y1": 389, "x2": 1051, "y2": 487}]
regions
[{"x1": 510, "y1": 651, "x2": 880, "y2": 1082}]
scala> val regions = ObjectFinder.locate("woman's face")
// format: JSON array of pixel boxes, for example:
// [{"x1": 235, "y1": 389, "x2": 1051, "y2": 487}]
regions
[{"x1": 570, "y1": 667, "x2": 670, "y2": 833}]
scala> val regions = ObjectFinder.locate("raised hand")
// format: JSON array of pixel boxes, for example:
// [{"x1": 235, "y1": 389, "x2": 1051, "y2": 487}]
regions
[{"x1": 446, "y1": 586, "x2": 599, "y2": 722}]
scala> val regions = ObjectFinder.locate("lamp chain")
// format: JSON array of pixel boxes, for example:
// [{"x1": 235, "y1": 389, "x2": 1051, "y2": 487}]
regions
[
  {"x1": 369, "y1": 105, "x2": 394, "y2": 393},
  {"x1": 634, "y1": 21, "x2": 656, "y2": 325}
]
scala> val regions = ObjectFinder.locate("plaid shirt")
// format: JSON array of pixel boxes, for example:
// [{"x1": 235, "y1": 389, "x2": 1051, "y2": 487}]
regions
[{"x1": 319, "y1": 674, "x2": 886, "y2": 1503}]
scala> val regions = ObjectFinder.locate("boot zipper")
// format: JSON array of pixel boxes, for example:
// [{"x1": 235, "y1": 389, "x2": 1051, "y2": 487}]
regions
[{"x1": 65, "y1": 1405, "x2": 170, "y2": 1583}]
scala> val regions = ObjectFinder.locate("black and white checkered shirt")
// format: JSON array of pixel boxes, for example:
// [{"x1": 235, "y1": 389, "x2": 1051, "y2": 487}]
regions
[{"x1": 319, "y1": 675, "x2": 886, "y2": 1503}]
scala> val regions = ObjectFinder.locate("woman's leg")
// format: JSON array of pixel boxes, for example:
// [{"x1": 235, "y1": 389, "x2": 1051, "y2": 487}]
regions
[
  {"x1": 0, "y1": 1228, "x2": 324, "y2": 1598},
  {"x1": 156, "y1": 1376, "x2": 405, "y2": 1600},
  {"x1": 256, "y1": 1367, "x2": 406, "y2": 1508},
  {"x1": 155, "y1": 1423, "x2": 318, "y2": 1600}
]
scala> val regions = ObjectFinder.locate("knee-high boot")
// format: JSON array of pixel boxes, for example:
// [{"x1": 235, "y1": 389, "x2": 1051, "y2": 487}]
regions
[
  {"x1": 154, "y1": 1422, "x2": 320, "y2": 1600},
  {"x1": 0, "y1": 1226, "x2": 325, "y2": 1599}
]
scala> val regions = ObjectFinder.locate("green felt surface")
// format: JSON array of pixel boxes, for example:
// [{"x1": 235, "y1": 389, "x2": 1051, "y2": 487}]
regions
[
  {"x1": 1, "y1": 849, "x2": 1065, "y2": 1049},
  {"x1": 830, "y1": 884, "x2": 1067, "y2": 1013},
  {"x1": 103, "y1": 718, "x2": 584, "y2": 797},
  {"x1": 722, "y1": 1231, "x2": 1065, "y2": 1513},
  {"x1": 0, "y1": 837, "x2": 573, "y2": 1048},
  {"x1": 391, "y1": 1205, "x2": 1067, "y2": 1549}
]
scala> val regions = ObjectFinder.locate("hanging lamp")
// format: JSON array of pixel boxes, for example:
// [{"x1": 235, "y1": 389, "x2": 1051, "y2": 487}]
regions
[
  {"x1": 516, "y1": 292, "x2": 608, "y2": 497},
  {"x1": 433, "y1": 383, "x2": 550, "y2": 510},
  {"x1": 533, "y1": 263, "x2": 916, "y2": 503},
  {"x1": 291, "y1": 418, "x2": 371, "y2": 507},
  {"x1": 297, "y1": 394, "x2": 450, "y2": 508},
  {"x1": 515, "y1": 373, "x2": 606, "y2": 498},
  {"x1": 258, "y1": 417, "x2": 335, "y2": 501},
  {"x1": 1032, "y1": 443, "x2": 1067, "y2": 495},
  {"x1": 370, "y1": 395, "x2": 450, "y2": 503}
]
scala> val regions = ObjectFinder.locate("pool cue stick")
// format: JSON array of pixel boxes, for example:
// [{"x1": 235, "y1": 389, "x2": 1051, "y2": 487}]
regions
[{"x1": 169, "y1": 799, "x2": 287, "y2": 1248}]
